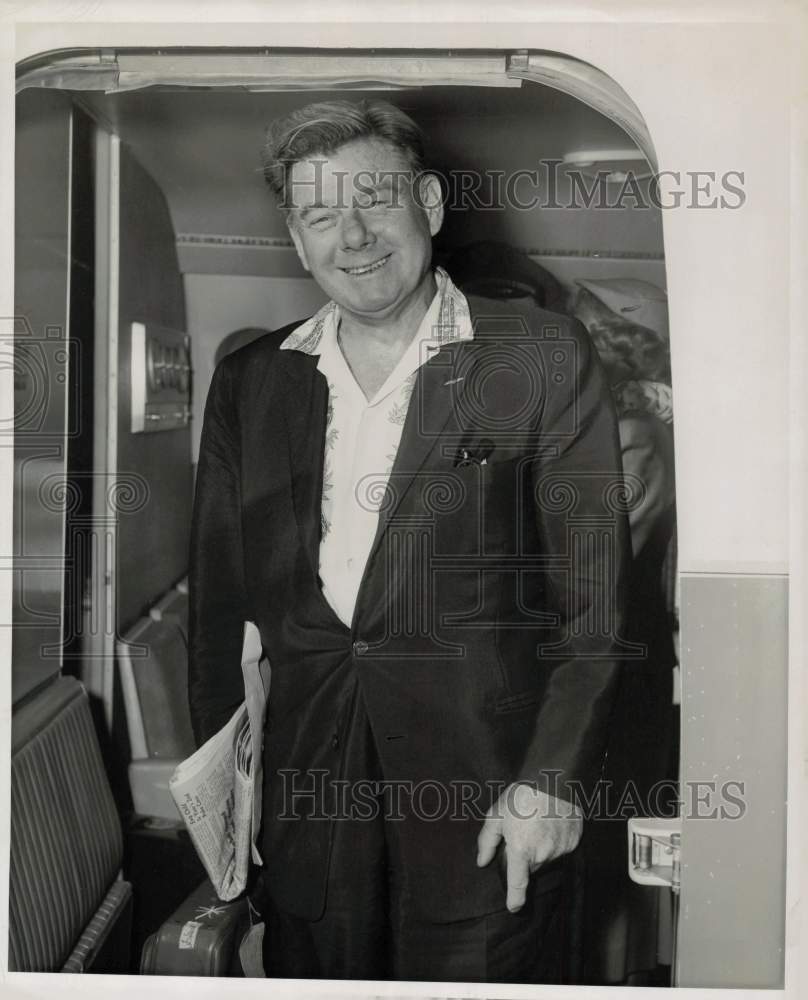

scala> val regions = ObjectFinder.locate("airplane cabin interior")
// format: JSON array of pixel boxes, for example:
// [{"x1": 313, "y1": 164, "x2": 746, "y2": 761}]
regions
[{"x1": 12, "y1": 48, "x2": 677, "y2": 982}]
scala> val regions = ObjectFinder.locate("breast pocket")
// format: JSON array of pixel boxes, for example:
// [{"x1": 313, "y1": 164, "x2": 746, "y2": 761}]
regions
[
  {"x1": 458, "y1": 456, "x2": 525, "y2": 549},
  {"x1": 420, "y1": 459, "x2": 511, "y2": 557}
]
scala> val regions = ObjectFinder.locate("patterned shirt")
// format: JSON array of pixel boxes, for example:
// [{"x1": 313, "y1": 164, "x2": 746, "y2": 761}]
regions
[{"x1": 279, "y1": 266, "x2": 474, "y2": 627}]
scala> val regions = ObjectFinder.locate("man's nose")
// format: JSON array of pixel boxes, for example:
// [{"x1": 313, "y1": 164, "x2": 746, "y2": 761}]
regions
[{"x1": 340, "y1": 208, "x2": 375, "y2": 250}]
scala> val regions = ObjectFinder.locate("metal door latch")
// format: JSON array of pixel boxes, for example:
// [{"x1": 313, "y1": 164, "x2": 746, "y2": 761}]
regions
[{"x1": 628, "y1": 816, "x2": 681, "y2": 894}]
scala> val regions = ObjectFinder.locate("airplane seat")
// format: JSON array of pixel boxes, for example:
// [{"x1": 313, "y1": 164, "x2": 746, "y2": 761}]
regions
[
  {"x1": 117, "y1": 614, "x2": 196, "y2": 822},
  {"x1": 445, "y1": 240, "x2": 570, "y2": 315},
  {"x1": 9, "y1": 674, "x2": 133, "y2": 972}
]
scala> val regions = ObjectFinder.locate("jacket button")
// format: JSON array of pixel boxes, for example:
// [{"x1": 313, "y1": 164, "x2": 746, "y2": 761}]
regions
[
  {"x1": 353, "y1": 639, "x2": 368, "y2": 656},
  {"x1": 331, "y1": 733, "x2": 340, "y2": 749}
]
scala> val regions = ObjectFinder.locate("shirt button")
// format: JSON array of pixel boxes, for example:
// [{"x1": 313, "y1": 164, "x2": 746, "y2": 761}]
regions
[
  {"x1": 353, "y1": 639, "x2": 368, "y2": 656},
  {"x1": 347, "y1": 557, "x2": 354, "y2": 569}
]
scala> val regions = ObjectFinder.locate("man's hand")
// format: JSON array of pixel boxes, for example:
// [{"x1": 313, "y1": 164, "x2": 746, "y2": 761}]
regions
[{"x1": 476, "y1": 783, "x2": 583, "y2": 913}]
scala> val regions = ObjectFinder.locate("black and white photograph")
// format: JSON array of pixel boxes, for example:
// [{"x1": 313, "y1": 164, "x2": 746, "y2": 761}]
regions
[{"x1": 1, "y1": 3, "x2": 805, "y2": 998}]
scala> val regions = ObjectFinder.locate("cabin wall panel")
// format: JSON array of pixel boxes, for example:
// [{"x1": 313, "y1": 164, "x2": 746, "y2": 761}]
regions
[
  {"x1": 116, "y1": 146, "x2": 189, "y2": 631},
  {"x1": 678, "y1": 574, "x2": 787, "y2": 988},
  {"x1": 12, "y1": 90, "x2": 72, "y2": 704}
]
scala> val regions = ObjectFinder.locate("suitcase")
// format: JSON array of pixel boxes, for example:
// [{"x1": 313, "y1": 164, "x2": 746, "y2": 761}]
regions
[{"x1": 140, "y1": 879, "x2": 249, "y2": 976}]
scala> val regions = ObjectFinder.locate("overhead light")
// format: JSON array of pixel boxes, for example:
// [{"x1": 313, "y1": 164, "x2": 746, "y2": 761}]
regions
[{"x1": 562, "y1": 148, "x2": 653, "y2": 182}]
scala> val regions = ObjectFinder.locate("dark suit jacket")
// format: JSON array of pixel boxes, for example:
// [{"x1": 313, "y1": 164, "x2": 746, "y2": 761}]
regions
[{"x1": 189, "y1": 294, "x2": 630, "y2": 923}]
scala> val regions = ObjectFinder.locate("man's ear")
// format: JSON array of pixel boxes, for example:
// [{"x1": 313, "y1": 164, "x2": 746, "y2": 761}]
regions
[
  {"x1": 417, "y1": 172, "x2": 445, "y2": 237},
  {"x1": 287, "y1": 215, "x2": 310, "y2": 272}
]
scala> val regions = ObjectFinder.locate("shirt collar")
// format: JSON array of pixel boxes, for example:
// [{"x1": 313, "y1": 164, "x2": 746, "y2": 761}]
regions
[{"x1": 279, "y1": 266, "x2": 474, "y2": 358}]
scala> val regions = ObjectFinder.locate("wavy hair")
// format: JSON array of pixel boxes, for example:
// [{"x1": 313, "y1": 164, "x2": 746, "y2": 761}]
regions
[
  {"x1": 262, "y1": 98, "x2": 427, "y2": 210},
  {"x1": 571, "y1": 286, "x2": 671, "y2": 385}
]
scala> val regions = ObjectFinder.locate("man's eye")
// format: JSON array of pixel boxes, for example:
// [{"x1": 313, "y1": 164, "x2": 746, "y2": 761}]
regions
[{"x1": 308, "y1": 214, "x2": 336, "y2": 229}]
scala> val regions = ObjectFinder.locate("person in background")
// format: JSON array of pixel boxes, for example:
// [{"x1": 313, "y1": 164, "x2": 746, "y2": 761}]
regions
[
  {"x1": 572, "y1": 278, "x2": 675, "y2": 557},
  {"x1": 571, "y1": 277, "x2": 678, "y2": 985}
]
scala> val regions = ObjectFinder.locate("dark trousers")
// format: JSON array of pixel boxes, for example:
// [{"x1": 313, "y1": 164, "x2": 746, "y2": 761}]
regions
[{"x1": 259, "y1": 689, "x2": 569, "y2": 983}]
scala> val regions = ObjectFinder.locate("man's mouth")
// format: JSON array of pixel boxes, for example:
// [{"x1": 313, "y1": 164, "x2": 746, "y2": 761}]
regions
[{"x1": 340, "y1": 254, "x2": 391, "y2": 276}]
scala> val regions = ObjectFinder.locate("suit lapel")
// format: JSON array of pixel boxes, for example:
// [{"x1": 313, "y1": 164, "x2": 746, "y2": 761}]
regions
[
  {"x1": 362, "y1": 293, "x2": 523, "y2": 577},
  {"x1": 364, "y1": 338, "x2": 478, "y2": 571},
  {"x1": 279, "y1": 350, "x2": 329, "y2": 581}
]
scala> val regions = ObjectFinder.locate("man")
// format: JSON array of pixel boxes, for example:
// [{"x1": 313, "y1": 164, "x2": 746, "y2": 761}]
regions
[{"x1": 189, "y1": 99, "x2": 630, "y2": 983}]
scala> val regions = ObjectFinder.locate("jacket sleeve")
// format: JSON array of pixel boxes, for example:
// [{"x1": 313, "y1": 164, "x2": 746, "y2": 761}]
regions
[
  {"x1": 188, "y1": 357, "x2": 249, "y2": 747},
  {"x1": 518, "y1": 318, "x2": 631, "y2": 804}
]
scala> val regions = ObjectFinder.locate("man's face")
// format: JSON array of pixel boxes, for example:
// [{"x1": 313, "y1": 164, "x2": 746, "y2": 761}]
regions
[{"x1": 286, "y1": 137, "x2": 443, "y2": 321}]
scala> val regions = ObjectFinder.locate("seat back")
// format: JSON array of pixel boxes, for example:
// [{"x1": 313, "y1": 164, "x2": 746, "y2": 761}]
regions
[
  {"x1": 117, "y1": 613, "x2": 197, "y2": 820},
  {"x1": 9, "y1": 676, "x2": 124, "y2": 971},
  {"x1": 117, "y1": 616, "x2": 196, "y2": 761}
]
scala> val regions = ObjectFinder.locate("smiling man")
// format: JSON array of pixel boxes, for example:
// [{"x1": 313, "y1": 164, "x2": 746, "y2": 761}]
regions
[
  {"x1": 287, "y1": 138, "x2": 440, "y2": 328},
  {"x1": 189, "y1": 99, "x2": 630, "y2": 983}
]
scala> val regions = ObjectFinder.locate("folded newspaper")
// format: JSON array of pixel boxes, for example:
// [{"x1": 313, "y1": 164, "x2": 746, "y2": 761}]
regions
[{"x1": 170, "y1": 622, "x2": 270, "y2": 901}]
